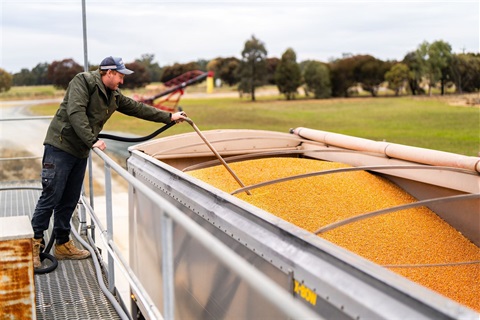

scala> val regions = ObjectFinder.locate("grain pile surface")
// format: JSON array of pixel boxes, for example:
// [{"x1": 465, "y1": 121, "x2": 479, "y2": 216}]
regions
[{"x1": 187, "y1": 157, "x2": 480, "y2": 312}]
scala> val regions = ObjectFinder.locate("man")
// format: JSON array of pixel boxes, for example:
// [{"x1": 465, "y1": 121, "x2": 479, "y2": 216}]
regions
[{"x1": 31, "y1": 56, "x2": 186, "y2": 268}]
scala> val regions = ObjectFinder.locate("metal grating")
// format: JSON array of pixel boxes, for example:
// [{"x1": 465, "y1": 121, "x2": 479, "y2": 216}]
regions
[
  {"x1": 0, "y1": 180, "x2": 42, "y2": 218},
  {"x1": 35, "y1": 252, "x2": 122, "y2": 320},
  {"x1": 0, "y1": 180, "x2": 122, "y2": 320}
]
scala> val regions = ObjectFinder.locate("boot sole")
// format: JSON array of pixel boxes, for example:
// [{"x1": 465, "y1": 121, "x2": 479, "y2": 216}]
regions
[{"x1": 54, "y1": 253, "x2": 91, "y2": 260}]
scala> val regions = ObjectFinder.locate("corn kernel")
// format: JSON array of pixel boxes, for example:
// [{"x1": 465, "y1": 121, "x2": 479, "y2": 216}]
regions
[{"x1": 188, "y1": 157, "x2": 480, "y2": 312}]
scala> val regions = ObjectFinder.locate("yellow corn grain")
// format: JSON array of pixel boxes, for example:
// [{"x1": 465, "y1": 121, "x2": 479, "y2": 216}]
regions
[{"x1": 188, "y1": 157, "x2": 480, "y2": 312}]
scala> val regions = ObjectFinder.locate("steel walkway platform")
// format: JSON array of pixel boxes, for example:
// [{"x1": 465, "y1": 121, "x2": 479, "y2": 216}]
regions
[{"x1": 0, "y1": 180, "x2": 122, "y2": 320}]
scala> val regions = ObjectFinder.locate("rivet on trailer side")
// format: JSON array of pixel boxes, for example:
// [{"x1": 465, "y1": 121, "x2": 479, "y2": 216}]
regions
[{"x1": 127, "y1": 127, "x2": 480, "y2": 320}]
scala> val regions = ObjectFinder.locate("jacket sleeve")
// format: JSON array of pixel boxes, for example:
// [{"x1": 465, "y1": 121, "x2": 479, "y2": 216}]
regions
[
  {"x1": 116, "y1": 94, "x2": 172, "y2": 124},
  {"x1": 66, "y1": 74, "x2": 97, "y2": 148}
]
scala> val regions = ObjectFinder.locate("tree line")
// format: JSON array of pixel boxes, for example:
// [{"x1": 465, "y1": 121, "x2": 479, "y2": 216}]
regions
[{"x1": 1, "y1": 36, "x2": 478, "y2": 101}]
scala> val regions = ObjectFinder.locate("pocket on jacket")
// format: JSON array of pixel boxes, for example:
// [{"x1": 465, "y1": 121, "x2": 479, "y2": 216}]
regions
[{"x1": 60, "y1": 123, "x2": 69, "y2": 143}]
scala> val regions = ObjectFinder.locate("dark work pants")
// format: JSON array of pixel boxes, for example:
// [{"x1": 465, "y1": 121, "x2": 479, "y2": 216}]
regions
[{"x1": 31, "y1": 144, "x2": 87, "y2": 244}]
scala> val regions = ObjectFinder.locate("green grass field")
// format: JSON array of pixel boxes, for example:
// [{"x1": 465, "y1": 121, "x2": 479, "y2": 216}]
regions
[
  {"x1": 0, "y1": 85, "x2": 65, "y2": 99},
  {"x1": 27, "y1": 93, "x2": 479, "y2": 156},
  {"x1": 5, "y1": 83, "x2": 476, "y2": 156}
]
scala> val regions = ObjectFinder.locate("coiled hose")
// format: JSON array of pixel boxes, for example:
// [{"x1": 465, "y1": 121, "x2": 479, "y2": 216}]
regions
[{"x1": 34, "y1": 233, "x2": 58, "y2": 274}]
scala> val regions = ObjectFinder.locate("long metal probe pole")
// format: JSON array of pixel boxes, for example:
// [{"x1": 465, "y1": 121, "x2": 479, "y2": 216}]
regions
[
  {"x1": 184, "y1": 118, "x2": 251, "y2": 195},
  {"x1": 81, "y1": 0, "x2": 89, "y2": 72}
]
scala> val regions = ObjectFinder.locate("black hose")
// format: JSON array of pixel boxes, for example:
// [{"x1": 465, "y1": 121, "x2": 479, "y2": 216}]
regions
[
  {"x1": 34, "y1": 233, "x2": 58, "y2": 274},
  {"x1": 98, "y1": 121, "x2": 177, "y2": 142}
]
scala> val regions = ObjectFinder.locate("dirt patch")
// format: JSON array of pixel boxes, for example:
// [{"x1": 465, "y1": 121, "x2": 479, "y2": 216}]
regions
[
  {"x1": 447, "y1": 94, "x2": 480, "y2": 107},
  {"x1": 0, "y1": 147, "x2": 113, "y2": 196},
  {"x1": 0, "y1": 148, "x2": 42, "y2": 181},
  {"x1": 412, "y1": 93, "x2": 480, "y2": 108}
]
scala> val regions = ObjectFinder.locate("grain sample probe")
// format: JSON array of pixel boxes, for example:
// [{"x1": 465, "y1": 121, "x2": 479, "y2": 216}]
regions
[{"x1": 188, "y1": 157, "x2": 480, "y2": 312}]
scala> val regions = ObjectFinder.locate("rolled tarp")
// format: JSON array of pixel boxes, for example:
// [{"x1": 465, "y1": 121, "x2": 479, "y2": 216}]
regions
[{"x1": 292, "y1": 127, "x2": 480, "y2": 173}]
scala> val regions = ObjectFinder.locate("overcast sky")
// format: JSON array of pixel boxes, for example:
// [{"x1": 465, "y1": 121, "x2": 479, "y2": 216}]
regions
[{"x1": 1, "y1": 0, "x2": 479, "y2": 73}]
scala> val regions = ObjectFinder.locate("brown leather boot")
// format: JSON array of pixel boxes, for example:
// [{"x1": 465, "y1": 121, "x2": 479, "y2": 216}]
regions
[
  {"x1": 54, "y1": 240, "x2": 91, "y2": 260},
  {"x1": 32, "y1": 238, "x2": 44, "y2": 268}
]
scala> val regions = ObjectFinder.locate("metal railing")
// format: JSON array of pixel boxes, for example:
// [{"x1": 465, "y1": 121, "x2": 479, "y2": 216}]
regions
[
  {"x1": 88, "y1": 146, "x2": 321, "y2": 320},
  {"x1": 1, "y1": 115, "x2": 320, "y2": 319}
]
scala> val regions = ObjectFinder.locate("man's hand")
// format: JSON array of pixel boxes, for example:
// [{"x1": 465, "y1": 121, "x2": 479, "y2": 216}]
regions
[
  {"x1": 93, "y1": 139, "x2": 107, "y2": 151},
  {"x1": 171, "y1": 111, "x2": 187, "y2": 123}
]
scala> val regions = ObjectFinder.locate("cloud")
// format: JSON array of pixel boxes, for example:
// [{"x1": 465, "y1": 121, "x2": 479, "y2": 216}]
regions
[{"x1": 2, "y1": 0, "x2": 479, "y2": 73}]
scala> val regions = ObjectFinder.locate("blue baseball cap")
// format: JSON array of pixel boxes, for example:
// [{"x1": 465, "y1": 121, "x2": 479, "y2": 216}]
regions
[{"x1": 99, "y1": 56, "x2": 134, "y2": 75}]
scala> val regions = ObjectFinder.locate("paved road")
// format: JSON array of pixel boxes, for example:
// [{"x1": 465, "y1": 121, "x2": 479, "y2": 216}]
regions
[
  {"x1": 0, "y1": 99, "x2": 136, "y2": 162},
  {"x1": 0, "y1": 99, "x2": 59, "y2": 156}
]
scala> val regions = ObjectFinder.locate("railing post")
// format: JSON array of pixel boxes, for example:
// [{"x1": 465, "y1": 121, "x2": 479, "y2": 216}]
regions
[
  {"x1": 104, "y1": 162, "x2": 115, "y2": 293},
  {"x1": 161, "y1": 214, "x2": 175, "y2": 320},
  {"x1": 78, "y1": 194, "x2": 87, "y2": 235},
  {"x1": 88, "y1": 153, "x2": 96, "y2": 242}
]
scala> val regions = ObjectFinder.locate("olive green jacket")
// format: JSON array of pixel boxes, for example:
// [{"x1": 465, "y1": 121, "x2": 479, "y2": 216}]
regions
[{"x1": 44, "y1": 70, "x2": 172, "y2": 158}]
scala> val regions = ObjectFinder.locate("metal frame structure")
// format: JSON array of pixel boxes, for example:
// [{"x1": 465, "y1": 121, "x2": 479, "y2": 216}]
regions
[
  {"x1": 133, "y1": 71, "x2": 210, "y2": 112},
  {"x1": 1, "y1": 116, "x2": 320, "y2": 319}
]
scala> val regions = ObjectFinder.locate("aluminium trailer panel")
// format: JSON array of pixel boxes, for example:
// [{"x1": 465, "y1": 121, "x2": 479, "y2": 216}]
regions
[
  {"x1": 127, "y1": 149, "x2": 477, "y2": 320},
  {"x1": 128, "y1": 153, "x2": 292, "y2": 320}
]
